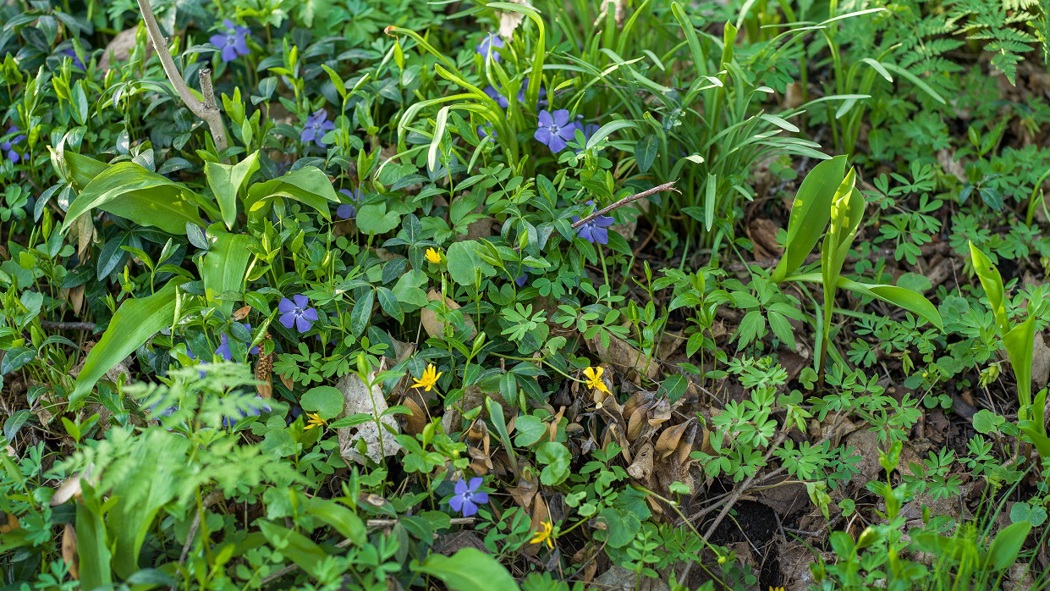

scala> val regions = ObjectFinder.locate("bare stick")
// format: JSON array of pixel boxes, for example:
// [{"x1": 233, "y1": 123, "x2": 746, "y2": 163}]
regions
[
  {"x1": 41, "y1": 321, "x2": 97, "y2": 332},
  {"x1": 571, "y1": 181, "x2": 678, "y2": 229},
  {"x1": 136, "y1": 0, "x2": 229, "y2": 153}
]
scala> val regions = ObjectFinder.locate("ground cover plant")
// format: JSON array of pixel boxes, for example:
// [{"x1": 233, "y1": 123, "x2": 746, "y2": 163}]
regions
[{"x1": 3, "y1": 0, "x2": 1050, "y2": 589}]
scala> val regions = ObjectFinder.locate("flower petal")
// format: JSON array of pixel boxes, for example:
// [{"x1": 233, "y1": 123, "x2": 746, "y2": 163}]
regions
[
  {"x1": 295, "y1": 315, "x2": 313, "y2": 334},
  {"x1": 278, "y1": 298, "x2": 295, "y2": 314},
  {"x1": 293, "y1": 294, "x2": 309, "y2": 309},
  {"x1": 279, "y1": 311, "x2": 297, "y2": 330}
]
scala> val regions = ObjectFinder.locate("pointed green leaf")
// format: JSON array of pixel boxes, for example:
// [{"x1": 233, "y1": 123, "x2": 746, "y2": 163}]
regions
[
  {"x1": 245, "y1": 167, "x2": 337, "y2": 222},
  {"x1": 70, "y1": 281, "x2": 182, "y2": 406},
  {"x1": 772, "y1": 156, "x2": 848, "y2": 283},
  {"x1": 984, "y1": 521, "x2": 1031, "y2": 571},
  {"x1": 415, "y1": 548, "x2": 521, "y2": 591},
  {"x1": 969, "y1": 241, "x2": 1009, "y2": 334},
  {"x1": 201, "y1": 228, "x2": 256, "y2": 316},
  {"x1": 61, "y1": 162, "x2": 205, "y2": 235},
  {"x1": 258, "y1": 521, "x2": 329, "y2": 574},
  {"x1": 837, "y1": 277, "x2": 943, "y2": 329},
  {"x1": 206, "y1": 152, "x2": 261, "y2": 229}
]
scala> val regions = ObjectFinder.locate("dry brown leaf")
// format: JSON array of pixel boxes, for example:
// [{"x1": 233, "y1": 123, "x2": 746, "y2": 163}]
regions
[
  {"x1": 402, "y1": 394, "x2": 429, "y2": 436},
  {"x1": 336, "y1": 371, "x2": 402, "y2": 465},
  {"x1": 654, "y1": 419, "x2": 693, "y2": 460},
  {"x1": 1032, "y1": 332, "x2": 1050, "y2": 392},
  {"x1": 588, "y1": 333, "x2": 660, "y2": 382},
  {"x1": 421, "y1": 290, "x2": 477, "y2": 340},
  {"x1": 627, "y1": 442, "x2": 654, "y2": 480},
  {"x1": 62, "y1": 523, "x2": 79, "y2": 579}
]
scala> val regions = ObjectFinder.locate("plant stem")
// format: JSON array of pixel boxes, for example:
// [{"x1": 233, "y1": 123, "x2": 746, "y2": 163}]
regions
[{"x1": 136, "y1": 0, "x2": 229, "y2": 153}]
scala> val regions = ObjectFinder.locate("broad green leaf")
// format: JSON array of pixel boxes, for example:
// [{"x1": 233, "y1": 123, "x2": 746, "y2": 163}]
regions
[
  {"x1": 303, "y1": 498, "x2": 366, "y2": 545},
  {"x1": 245, "y1": 167, "x2": 336, "y2": 222},
  {"x1": 415, "y1": 548, "x2": 520, "y2": 591},
  {"x1": 635, "y1": 135, "x2": 659, "y2": 173},
  {"x1": 76, "y1": 486, "x2": 113, "y2": 591},
  {"x1": 206, "y1": 152, "x2": 261, "y2": 229},
  {"x1": 969, "y1": 242, "x2": 1009, "y2": 333},
  {"x1": 513, "y1": 415, "x2": 547, "y2": 447},
  {"x1": 70, "y1": 281, "x2": 182, "y2": 406},
  {"x1": 984, "y1": 521, "x2": 1031, "y2": 571},
  {"x1": 837, "y1": 278, "x2": 943, "y2": 329},
  {"x1": 65, "y1": 152, "x2": 110, "y2": 189},
  {"x1": 258, "y1": 521, "x2": 329, "y2": 574},
  {"x1": 301, "y1": 386, "x2": 345, "y2": 419},
  {"x1": 537, "y1": 441, "x2": 571, "y2": 485},
  {"x1": 1004, "y1": 316, "x2": 1035, "y2": 411},
  {"x1": 446, "y1": 241, "x2": 497, "y2": 286},
  {"x1": 201, "y1": 228, "x2": 256, "y2": 316},
  {"x1": 772, "y1": 156, "x2": 848, "y2": 283},
  {"x1": 61, "y1": 162, "x2": 205, "y2": 235},
  {"x1": 356, "y1": 203, "x2": 401, "y2": 235}
]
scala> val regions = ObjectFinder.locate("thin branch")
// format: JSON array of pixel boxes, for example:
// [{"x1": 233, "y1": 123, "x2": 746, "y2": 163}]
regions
[
  {"x1": 40, "y1": 321, "x2": 98, "y2": 332},
  {"x1": 136, "y1": 0, "x2": 229, "y2": 153},
  {"x1": 571, "y1": 181, "x2": 679, "y2": 230}
]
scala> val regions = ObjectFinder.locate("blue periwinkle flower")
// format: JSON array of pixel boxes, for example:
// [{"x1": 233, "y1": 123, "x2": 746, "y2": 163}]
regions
[
  {"x1": 449, "y1": 477, "x2": 489, "y2": 517},
  {"x1": 210, "y1": 19, "x2": 251, "y2": 63},
  {"x1": 2, "y1": 126, "x2": 25, "y2": 163},
  {"x1": 534, "y1": 109, "x2": 576, "y2": 154},
  {"x1": 279, "y1": 295, "x2": 318, "y2": 334},
  {"x1": 476, "y1": 33, "x2": 504, "y2": 62},
  {"x1": 571, "y1": 202, "x2": 615, "y2": 245},
  {"x1": 300, "y1": 110, "x2": 336, "y2": 147},
  {"x1": 337, "y1": 188, "x2": 361, "y2": 219}
]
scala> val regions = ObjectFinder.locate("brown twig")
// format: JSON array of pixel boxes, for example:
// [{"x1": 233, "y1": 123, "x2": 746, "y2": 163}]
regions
[
  {"x1": 571, "y1": 181, "x2": 679, "y2": 230},
  {"x1": 136, "y1": 0, "x2": 229, "y2": 153},
  {"x1": 40, "y1": 321, "x2": 98, "y2": 332}
]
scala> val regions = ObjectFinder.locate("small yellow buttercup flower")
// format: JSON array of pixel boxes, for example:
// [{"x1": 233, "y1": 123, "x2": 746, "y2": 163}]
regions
[
  {"x1": 425, "y1": 248, "x2": 443, "y2": 264},
  {"x1": 412, "y1": 364, "x2": 442, "y2": 392},
  {"x1": 305, "y1": 412, "x2": 327, "y2": 430},
  {"x1": 529, "y1": 520, "x2": 555, "y2": 549},
  {"x1": 770, "y1": 587, "x2": 786, "y2": 591},
  {"x1": 583, "y1": 366, "x2": 610, "y2": 394}
]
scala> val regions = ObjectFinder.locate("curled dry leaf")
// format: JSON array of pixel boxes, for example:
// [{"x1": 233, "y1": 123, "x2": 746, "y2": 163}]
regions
[
  {"x1": 627, "y1": 442, "x2": 654, "y2": 481},
  {"x1": 62, "y1": 523, "x2": 79, "y2": 579},
  {"x1": 336, "y1": 370, "x2": 402, "y2": 465},
  {"x1": 654, "y1": 419, "x2": 693, "y2": 460},
  {"x1": 52, "y1": 464, "x2": 94, "y2": 506}
]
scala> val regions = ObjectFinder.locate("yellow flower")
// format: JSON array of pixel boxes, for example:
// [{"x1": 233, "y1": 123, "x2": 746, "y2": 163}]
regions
[
  {"x1": 305, "y1": 412, "x2": 327, "y2": 430},
  {"x1": 529, "y1": 520, "x2": 555, "y2": 549},
  {"x1": 769, "y1": 587, "x2": 785, "y2": 591},
  {"x1": 583, "y1": 366, "x2": 610, "y2": 394},
  {"x1": 425, "y1": 248, "x2": 443, "y2": 264},
  {"x1": 412, "y1": 364, "x2": 442, "y2": 392}
]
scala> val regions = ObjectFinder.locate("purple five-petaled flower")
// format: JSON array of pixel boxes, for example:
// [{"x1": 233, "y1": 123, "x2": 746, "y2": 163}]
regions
[
  {"x1": 61, "y1": 48, "x2": 85, "y2": 70},
  {"x1": 476, "y1": 33, "x2": 504, "y2": 62},
  {"x1": 210, "y1": 19, "x2": 251, "y2": 63},
  {"x1": 517, "y1": 77, "x2": 547, "y2": 107},
  {"x1": 535, "y1": 109, "x2": 577, "y2": 154},
  {"x1": 300, "y1": 110, "x2": 336, "y2": 148},
  {"x1": 571, "y1": 201, "x2": 615, "y2": 245},
  {"x1": 515, "y1": 273, "x2": 528, "y2": 287},
  {"x1": 215, "y1": 323, "x2": 259, "y2": 361},
  {"x1": 279, "y1": 295, "x2": 318, "y2": 334},
  {"x1": 337, "y1": 188, "x2": 361, "y2": 219},
  {"x1": 2, "y1": 126, "x2": 25, "y2": 163},
  {"x1": 449, "y1": 477, "x2": 489, "y2": 517},
  {"x1": 484, "y1": 86, "x2": 509, "y2": 109}
]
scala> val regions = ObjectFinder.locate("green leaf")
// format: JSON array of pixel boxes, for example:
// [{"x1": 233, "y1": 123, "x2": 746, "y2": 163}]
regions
[
  {"x1": 301, "y1": 386, "x2": 345, "y2": 419},
  {"x1": 513, "y1": 415, "x2": 547, "y2": 447},
  {"x1": 70, "y1": 281, "x2": 181, "y2": 406},
  {"x1": 201, "y1": 228, "x2": 256, "y2": 316},
  {"x1": 258, "y1": 521, "x2": 329, "y2": 575},
  {"x1": 969, "y1": 242, "x2": 1008, "y2": 333},
  {"x1": 377, "y1": 286, "x2": 404, "y2": 322},
  {"x1": 206, "y1": 152, "x2": 261, "y2": 229},
  {"x1": 61, "y1": 162, "x2": 205, "y2": 235},
  {"x1": 536, "y1": 441, "x2": 571, "y2": 485},
  {"x1": 415, "y1": 548, "x2": 520, "y2": 591},
  {"x1": 303, "y1": 498, "x2": 367, "y2": 545},
  {"x1": 245, "y1": 167, "x2": 336, "y2": 222},
  {"x1": 356, "y1": 203, "x2": 401, "y2": 235},
  {"x1": 837, "y1": 277, "x2": 943, "y2": 330},
  {"x1": 971, "y1": 409, "x2": 1004, "y2": 434},
  {"x1": 772, "y1": 156, "x2": 848, "y2": 283},
  {"x1": 64, "y1": 152, "x2": 110, "y2": 189},
  {"x1": 350, "y1": 289, "x2": 374, "y2": 337},
  {"x1": 76, "y1": 487, "x2": 113, "y2": 591},
  {"x1": 584, "y1": 119, "x2": 635, "y2": 150},
  {"x1": 446, "y1": 241, "x2": 497, "y2": 286},
  {"x1": 703, "y1": 173, "x2": 717, "y2": 231},
  {"x1": 984, "y1": 521, "x2": 1031, "y2": 571},
  {"x1": 1003, "y1": 316, "x2": 1035, "y2": 412},
  {"x1": 635, "y1": 135, "x2": 659, "y2": 173}
]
